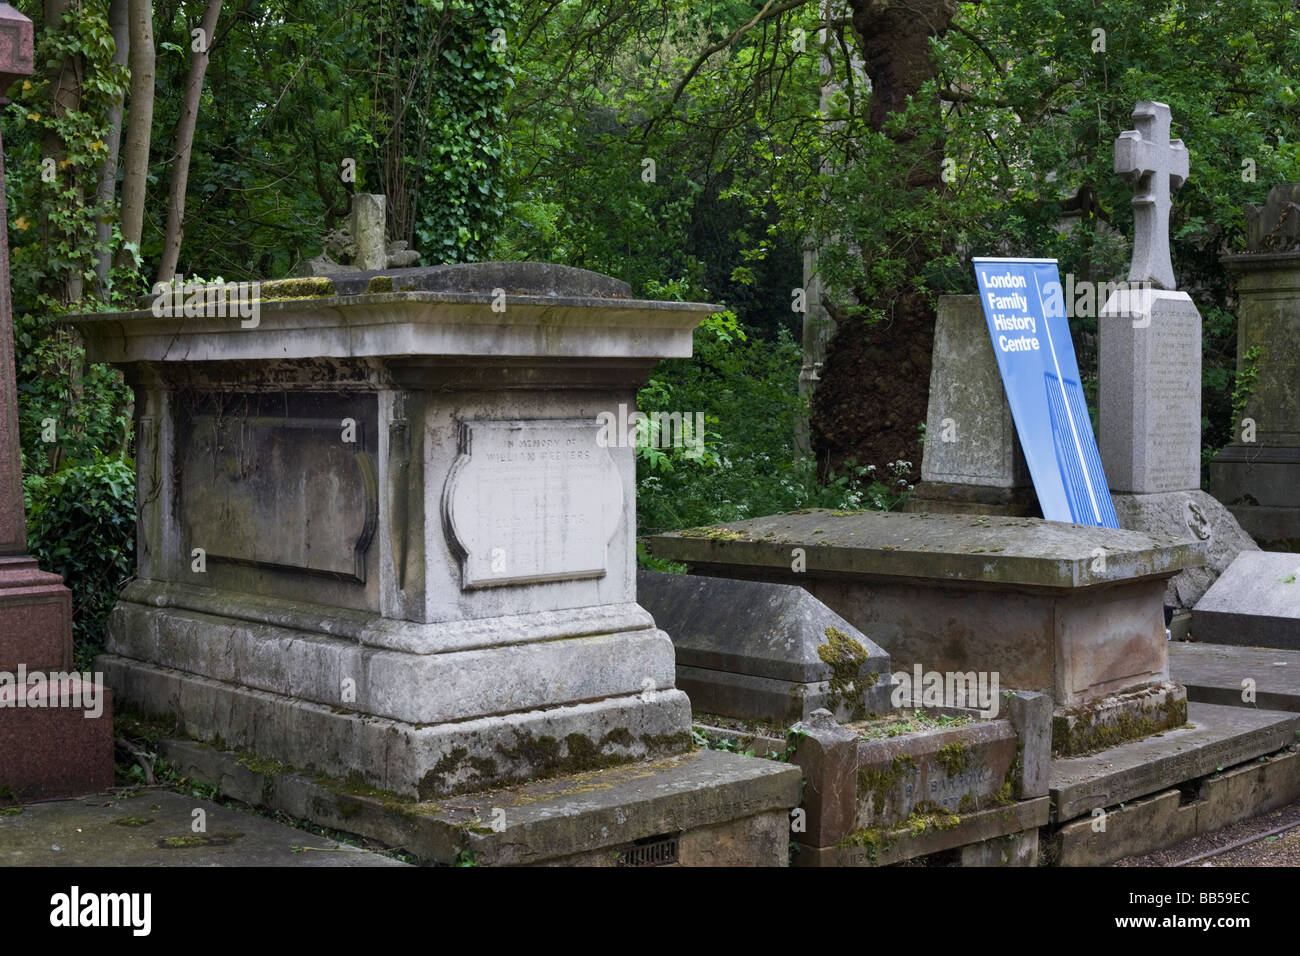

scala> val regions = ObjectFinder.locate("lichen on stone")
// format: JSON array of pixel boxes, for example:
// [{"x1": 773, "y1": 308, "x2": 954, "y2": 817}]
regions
[{"x1": 818, "y1": 625, "x2": 873, "y2": 720}]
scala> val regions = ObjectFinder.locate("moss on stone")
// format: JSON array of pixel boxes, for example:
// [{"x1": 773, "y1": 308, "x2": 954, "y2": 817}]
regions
[
  {"x1": 818, "y1": 625, "x2": 873, "y2": 720},
  {"x1": 419, "y1": 748, "x2": 470, "y2": 800},
  {"x1": 836, "y1": 826, "x2": 887, "y2": 863},
  {"x1": 259, "y1": 277, "x2": 335, "y2": 300},
  {"x1": 602, "y1": 727, "x2": 635, "y2": 748},
  {"x1": 903, "y1": 801, "x2": 961, "y2": 836},
  {"x1": 235, "y1": 751, "x2": 287, "y2": 776},
  {"x1": 935, "y1": 741, "x2": 971, "y2": 777},
  {"x1": 158, "y1": 832, "x2": 242, "y2": 849},
  {"x1": 857, "y1": 753, "x2": 918, "y2": 819},
  {"x1": 678, "y1": 526, "x2": 750, "y2": 540},
  {"x1": 1052, "y1": 692, "x2": 1189, "y2": 756},
  {"x1": 112, "y1": 816, "x2": 153, "y2": 827},
  {"x1": 366, "y1": 275, "x2": 394, "y2": 293},
  {"x1": 639, "y1": 730, "x2": 692, "y2": 754}
]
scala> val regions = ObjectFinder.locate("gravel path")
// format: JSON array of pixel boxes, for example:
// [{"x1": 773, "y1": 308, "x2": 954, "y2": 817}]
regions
[{"x1": 1114, "y1": 798, "x2": 1300, "y2": 866}]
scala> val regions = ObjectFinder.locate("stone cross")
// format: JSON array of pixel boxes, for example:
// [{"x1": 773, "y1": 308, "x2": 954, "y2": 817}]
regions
[
  {"x1": 0, "y1": 3, "x2": 33, "y2": 556},
  {"x1": 1114, "y1": 101, "x2": 1189, "y2": 291}
]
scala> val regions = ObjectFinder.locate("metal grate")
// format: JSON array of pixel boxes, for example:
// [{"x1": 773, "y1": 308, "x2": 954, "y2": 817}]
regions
[{"x1": 615, "y1": 833, "x2": 680, "y2": 867}]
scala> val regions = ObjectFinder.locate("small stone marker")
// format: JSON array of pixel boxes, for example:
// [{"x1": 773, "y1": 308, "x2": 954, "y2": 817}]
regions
[
  {"x1": 637, "y1": 570, "x2": 894, "y2": 724},
  {"x1": 304, "y1": 193, "x2": 422, "y2": 274},
  {"x1": 350, "y1": 193, "x2": 387, "y2": 270},
  {"x1": 905, "y1": 295, "x2": 1036, "y2": 516},
  {"x1": 1114, "y1": 101, "x2": 1189, "y2": 291}
]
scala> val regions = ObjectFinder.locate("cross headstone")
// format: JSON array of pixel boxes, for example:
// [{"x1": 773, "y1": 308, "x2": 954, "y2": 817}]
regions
[
  {"x1": 1100, "y1": 100, "x2": 1259, "y2": 622},
  {"x1": 1114, "y1": 101, "x2": 1189, "y2": 291}
]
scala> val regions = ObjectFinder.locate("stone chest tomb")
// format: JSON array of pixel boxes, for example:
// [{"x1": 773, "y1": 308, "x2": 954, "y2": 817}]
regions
[{"x1": 70, "y1": 264, "x2": 799, "y2": 829}]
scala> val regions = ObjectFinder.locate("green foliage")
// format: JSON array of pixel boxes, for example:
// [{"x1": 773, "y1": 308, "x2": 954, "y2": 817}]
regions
[
  {"x1": 1230, "y1": 344, "x2": 1264, "y2": 433},
  {"x1": 25, "y1": 453, "x2": 136, "y2": 671},
  {"x1": 7, "y1": 0, "x2": 132, "y2": 310},
  {"x1": 15, "y1": 315, "x2": 132, "y2": 478},
  {"x1": 496, "y1": 1, "x2": 803, "y2": 335},
  {"x1": 635, "y1": 317, "x2": 912, "y2": 534},
  {"x1": 400, "y1": 0, "x2": 518, "y2": 262}
]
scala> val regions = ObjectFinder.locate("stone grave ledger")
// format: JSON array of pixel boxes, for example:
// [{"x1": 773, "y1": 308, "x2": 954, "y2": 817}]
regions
[
  {"x1": 649, "y1": 511, "x2": 1203, "y2": 712},
  {"x1": 70, "y1": 264, "x2": 715, "y2": 799}
]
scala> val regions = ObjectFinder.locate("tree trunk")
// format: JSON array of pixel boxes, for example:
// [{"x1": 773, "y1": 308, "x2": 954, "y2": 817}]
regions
[
  {"x1": 41, "y1": 0, "x2": 84, "y2": 305},
  {"x1": 849, "y1": 0, "x2": 956, "y2": 185},
  {"x1": 155, "y1": 0, "x2": 223, "y2": 284},
  {"x1": 117, "y1": 0, "x2": 154, "y2": 274},
  {"x1": 93, "y1": 0, "x2": 129, "y2": 297},
  {"x1": 808, "y1": 0, "x2": 958, "y2": 478}
]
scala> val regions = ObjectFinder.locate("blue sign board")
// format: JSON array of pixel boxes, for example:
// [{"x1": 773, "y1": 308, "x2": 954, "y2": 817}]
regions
[{"x1": 972, "y1": 257, "x2": 1118, "y2": 528}]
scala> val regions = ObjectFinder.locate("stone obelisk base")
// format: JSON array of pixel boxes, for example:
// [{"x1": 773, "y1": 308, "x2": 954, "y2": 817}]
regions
[{"x1": 0, "y1": 556, "x2": 114, "y2": 801}]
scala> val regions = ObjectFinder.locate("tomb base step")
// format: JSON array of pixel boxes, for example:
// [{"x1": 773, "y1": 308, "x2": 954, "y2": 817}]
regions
[
  {"x1": 0, "y1": 678, "x2": 115, "y2": 801},
  {"x1": 793, "y1": 796, "x2": 1049, "y2": 867},
  {"x1": 0, "y1": 555, "x2": 73, "y2": 673},
  {"x1": 158, "y1": 737, "x2": 801, "y2": 866},
  {"x1": 1049, "y1": 701, "x2": 1298, "y2": 822},
  {"x1": 1048, "y1": 748, "x2": 1300, "y2": 866},
  {"x1": 1171, "y1": 641, "x2": 1300, "y2": 712},
  {"x1": 105, "y1": 594, "x2": 677, "y2": 727},
  {"x1": 1226, "y1": 504, "x2": 1300, "y2": 548},
  {"x1": 99, "y1": 654, "x2": 693, "y2": 799},
  {"x1": 1051, "y1": 680, "x2": 1187, "y2": 756}
]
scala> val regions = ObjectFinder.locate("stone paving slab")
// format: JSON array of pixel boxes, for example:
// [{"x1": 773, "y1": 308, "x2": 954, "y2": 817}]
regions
[
  {"x1": 1171, "y1": 642, "x2": 1300, "y2": 712},
  {"x1": 1049, "y1": 702, "x2": 1299, "y2": 821},
  {"x1": 0, "y1": 789, "x2": 405, "y2": 866}
]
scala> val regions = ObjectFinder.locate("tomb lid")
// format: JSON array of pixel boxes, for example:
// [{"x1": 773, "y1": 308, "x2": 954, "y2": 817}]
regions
[
  {"x1": 66, "y1": 262, "x2": 718, "y2": 365},
  {"x1": 649, "y1": 509, "x2": 1203, "y2": 590},
  {"x1": 137, "y1": 261, "x2": 637, "y2": 306}
]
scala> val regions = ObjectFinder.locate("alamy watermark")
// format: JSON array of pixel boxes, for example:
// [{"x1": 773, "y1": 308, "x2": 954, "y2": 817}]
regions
[
  {"x1": 151, "y1": 274, "x2": 260, "y2": 328},
  {"x1": 890, "y1": 665, "x2": 1001, "y2": 718},
  {"x1": 1040, "y1": 274, "x2": 1154, "y2": 325},
  {"x1": 595, "y1": 403, "x2": 705, "y2": 458},
  {"x1": 0, "y1": 666, "x2": 105, "y2": 719}
]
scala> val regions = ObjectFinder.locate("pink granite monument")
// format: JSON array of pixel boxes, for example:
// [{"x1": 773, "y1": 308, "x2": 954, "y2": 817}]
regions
[{"x1": 0, "y1": 3, "x2": 113, "y2": 801}]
